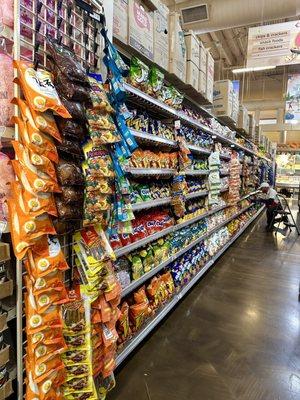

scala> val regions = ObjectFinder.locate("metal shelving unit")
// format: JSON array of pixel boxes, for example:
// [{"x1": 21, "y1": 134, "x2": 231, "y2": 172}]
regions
[
  {"x1": 131, "y1": 197, "x2": 172, "y2": 212},
  {"x1": 124, "y1": 83, "x2": 271, "y2": 163},
  {"x1": 121, "y1": 203, "x2": 254, "y2": 298},
  {"x1": 115, "y1": 204, "x2": 227, "y2": 257},
  {"x1": 130, "y1": 129, "x2": 177, "y2": 149},
  {"x1": 185, "y1": 190, "x2": 209, "y2": 200},
  {"x1": 116, "y1": 205, "x2": 265, "y2": 366},
  {"x1": 185, "y1": 169, "x2": 210, "y2": 176},
  {"x1": 125, "y1": 167, "x2": 177, "y2": 176}
]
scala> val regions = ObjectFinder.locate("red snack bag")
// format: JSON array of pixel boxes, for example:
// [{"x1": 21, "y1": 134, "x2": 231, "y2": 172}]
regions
[
  {"x1": 109, "y1": 232, "x2": 122, "y2": 250},
  {"x1": 130, "y1": 219, "x2": 148, "y2": 243},
  {"x1": 120, "y1": 232, "x2": 131, "y2": 247}
]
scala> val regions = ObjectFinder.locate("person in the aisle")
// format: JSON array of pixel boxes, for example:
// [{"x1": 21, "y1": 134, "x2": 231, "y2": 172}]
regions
[{"x1": 258, "y1": 182, "x2": 289, "y2": 230}]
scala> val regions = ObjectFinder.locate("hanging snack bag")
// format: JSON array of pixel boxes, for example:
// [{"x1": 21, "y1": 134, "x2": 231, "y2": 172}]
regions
[
  {"x1": 11, "y1": 97, "x2": 62, "y2": 142},
  {"x1": 8, "y1": 198, "x2": 56, "y2": 242},
  {"x1": 88, "y1": 75, "x2": 114, "y2": 113},
  {"x1": 47, "y1": 37, "x2": 88, "y2": 84},
  {"x1": 12, "y1": 160, "x2": 61, "y2": 193},
  {"x1": 12, "y1": 140, "x2": 57, "y2": 181},
  {"x1": 25, "y1": 236, "x2": 69, "y2": 279},
  {"x1": 56, "y1": 159, "x2": 84, "y2": 186},
  {"x1": 12, "y1": 116, "x2": 58, "y2": 163},
  {"x1": 55, "y1": 117, "x2": 87, "y2": 142},
  {"x1": 13, "y1": 61, "x2": 71, "y2": 118},
  {"x1": 11, "y1": 181, "x2": 57, "y2": 218},
  {"x1": 83, "y1": 142, "x2": 114, "y2": 178}
]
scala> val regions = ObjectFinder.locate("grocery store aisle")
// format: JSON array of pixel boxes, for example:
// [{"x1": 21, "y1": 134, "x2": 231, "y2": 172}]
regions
[{"x1": 111, "y1": 211, "x2": 300, "y2": 400}]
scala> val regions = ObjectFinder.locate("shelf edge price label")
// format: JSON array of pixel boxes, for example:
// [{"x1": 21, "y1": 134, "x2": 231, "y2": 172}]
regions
[{"x1": 174, "y1": 120, "x2": 181, "y2": 130}]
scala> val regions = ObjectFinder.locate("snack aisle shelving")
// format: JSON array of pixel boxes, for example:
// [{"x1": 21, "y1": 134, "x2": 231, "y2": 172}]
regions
[
  {"x1": 0, "y1": 1, "x2": 274, "y2": 398},
  {"x1": 120, "y1": 202, "x2": 254, "y2": 298},
  {"x1": 116, "y1": 205, "x2": 265, "y2": 367},
  {"x1": 124, "y1": 83, "x2": 272, "y2": 163}
]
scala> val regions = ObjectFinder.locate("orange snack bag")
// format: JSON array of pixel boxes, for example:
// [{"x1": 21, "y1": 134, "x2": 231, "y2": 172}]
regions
[
  {"x1": 133, "y1": 286, "x2": 148, "y2": 304},
  {"x1": 12, "y1": 140, "x2": 57, "y2": 181},
  {"x1": 12, "y1": 116, "x2": 58, "y2": 163},
  {"x1": 11, "y1": 181, "x2": 57, "y2": 218},
  {"x1": 8, "y1": 197, "x2": 56, "y2": 241},
  {"x1": 25, "y1": 359, "x2": 65, "y2": 400},
  {"x1": 13, "y1": 60, "x2": 71, "y2": 118},
  {"x1": 28, "y1": 328, "x2": 65, "y2": 351},
  {"x1": 12, "y1": 160, "x2": 61, "y2": 193},
  {"x1": 8, "y1": 201, "x2": 43, "y2": 260},
  {"x1": 25, "y1": 237, "x2": 69, "y2": 279},
  {"x1": 25, "y1": 295, "x2": 63, "y2": 335},
  {"x1": 11, "y1": 97, "x2": 62, "y2": 142},
  {"x1": 25, "y1": 275, "x2": 69, "y2": 313},
  {"x1": 27, "y1": 335, "x2": 67, "y2": 365}
]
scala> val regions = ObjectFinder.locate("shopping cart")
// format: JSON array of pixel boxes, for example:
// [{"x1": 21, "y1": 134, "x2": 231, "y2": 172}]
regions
[{"x1": 271, "y1": 194, "x2": 300, "y2": 235}]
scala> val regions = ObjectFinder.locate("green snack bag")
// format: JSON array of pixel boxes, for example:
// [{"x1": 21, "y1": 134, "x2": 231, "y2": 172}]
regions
[
  {"x1": 129, "y1": 253, "x2": 144, "y2": 280},
  {"x1": 139, "y1": 184, "x2": 152, "y2": 202},
  {"x1": 149, "y1": 66, "x2": 164, "y2": 97},
  {"x1": 171, "y1": 87, "x2": 184, "y2": 109},
  {"x1": 129, "y1": 56, "x2": 149, "y2": 91},
  {"x1": 140, "y1": 247, "x2": 155, "y2": 273}
]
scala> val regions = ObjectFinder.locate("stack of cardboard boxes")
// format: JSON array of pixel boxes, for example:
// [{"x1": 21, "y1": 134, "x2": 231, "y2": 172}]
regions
[
  {"x1": 237, "y1": 105, "x2": 250, "y2": 133},
  {"x1": 113, "y1": 0, "x2": 214, "y2": 103},
  {"x1": 169, "y1": 11, "x2": 186, "y2": 82},
  {"x1": 213, "y1": 79, "x2": 240, "y2": 124}
]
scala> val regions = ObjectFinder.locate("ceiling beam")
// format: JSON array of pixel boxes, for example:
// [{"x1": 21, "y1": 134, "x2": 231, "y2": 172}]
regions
[{"x1": 209, "y1": 31, "x2": 235, "y2": 66}]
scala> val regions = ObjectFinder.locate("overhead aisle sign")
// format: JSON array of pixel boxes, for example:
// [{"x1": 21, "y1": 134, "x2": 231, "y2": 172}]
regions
[{"x1": 247, "y1": 21, "x2": 300, "y2": 67}]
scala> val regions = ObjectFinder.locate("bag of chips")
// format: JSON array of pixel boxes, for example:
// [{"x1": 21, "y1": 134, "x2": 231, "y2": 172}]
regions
[
  {"x1": 12, "y1": 116, "x2": 59, "y2": 163},
  {"x1": 13, "y1": 61, "x2": 71, "y2": 118},
  {"x1": 12, "y1": 160, "x2": 61, "y2": 193},
  {"x1": 12, "y1": 140, "x2": 57, "y2": 181},
  {"x1": 11, "y1": 181, "x2": 57, "y2": 218},
  {"x1": 11, "y1": 97, "x2": 62, "y2": 142}
]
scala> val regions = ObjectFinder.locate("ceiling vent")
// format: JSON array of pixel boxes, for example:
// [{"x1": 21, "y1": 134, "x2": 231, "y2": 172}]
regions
[{"x1": 181, "y1": 4, "x2": 209, "y2": 24}]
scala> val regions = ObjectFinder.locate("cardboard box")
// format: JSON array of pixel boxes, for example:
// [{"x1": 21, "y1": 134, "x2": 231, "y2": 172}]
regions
[
  {"x1": 206, "y1": 77, "x2": 214, "y2": 103},
  {"x1": 186, "y1": 61, "x2": 199, "y2": 90},
  {"x1": 0, "y1": 244, "x2": 9, "y2": 262},
  {"x1": 113, "y1": 0, "x2": 128, "y2": 44},
  {"x1": 184, "y1": 31, "x2": 200, "y2": 66},
  {"x1": 0, "y1": 280, "x2": 13, "y2": 301},
  {"x1": 199, "y1": 69, "x2": 206, "y2": 95},
  {"x1": 199, "y1": 40, "x2": 207, "y2": 72},
  {"x1": 232, "y1": 91, "x2": 239, "y2": 123},
  {"x1": 169, "y1": 12, "x2": 186, "y2": 83},
  {"x1": 129, "y1": 0, "x2": 154, "y2": 60},
  {"x1": 206, "y1": 50, "x2": 214, "y2": 103},
  {"x1": 0, "y1": 345, "x2": 9, "y2": 368},
  {"x1": 0, "y1": 379, "x2": 13, "y2": 400},
  {"x1": 154, "y1": 0, "x2": 169, "y2": 70},
  {"x1": 237, "y1": 105, "x2": 249, "y2": 131},
  {"x1": 213, "y1": 80, "x2": 234, "y2": 117},
  {"x1": 0, "y1": 313, "x2": 7, "y2": 332}
]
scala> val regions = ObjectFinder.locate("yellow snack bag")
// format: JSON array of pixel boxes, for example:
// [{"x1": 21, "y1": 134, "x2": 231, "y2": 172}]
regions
[
  {"x1": 13, "y1": 60, "x2": 71, "y2": 118},
  {"x1": 11, "y1": 97, "x2": 62, "y2": 142}
]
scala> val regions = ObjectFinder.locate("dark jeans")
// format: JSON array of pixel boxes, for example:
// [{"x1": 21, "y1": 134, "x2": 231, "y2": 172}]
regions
[{"x1": 266, "y1": 204, "x2": 288, "y2": 227}]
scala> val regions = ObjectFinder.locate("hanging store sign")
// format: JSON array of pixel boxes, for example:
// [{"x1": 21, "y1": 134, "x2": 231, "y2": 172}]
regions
[
  {"x1": 285, "y1": 74, "x2": 300, "y2": 123},
  {"x1": 247, "y1": 21, "x2": 300, "y2": 67}
]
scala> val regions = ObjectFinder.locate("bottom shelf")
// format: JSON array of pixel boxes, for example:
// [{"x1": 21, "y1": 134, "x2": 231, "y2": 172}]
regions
[{"x1": 116, "y1": 205, "x2": 265, "y2": 367}]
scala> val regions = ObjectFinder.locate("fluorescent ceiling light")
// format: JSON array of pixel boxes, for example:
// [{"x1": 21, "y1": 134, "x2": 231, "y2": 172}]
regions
[{"x1": 232, "y1": 66, "x2": 276, "y2": 74}]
